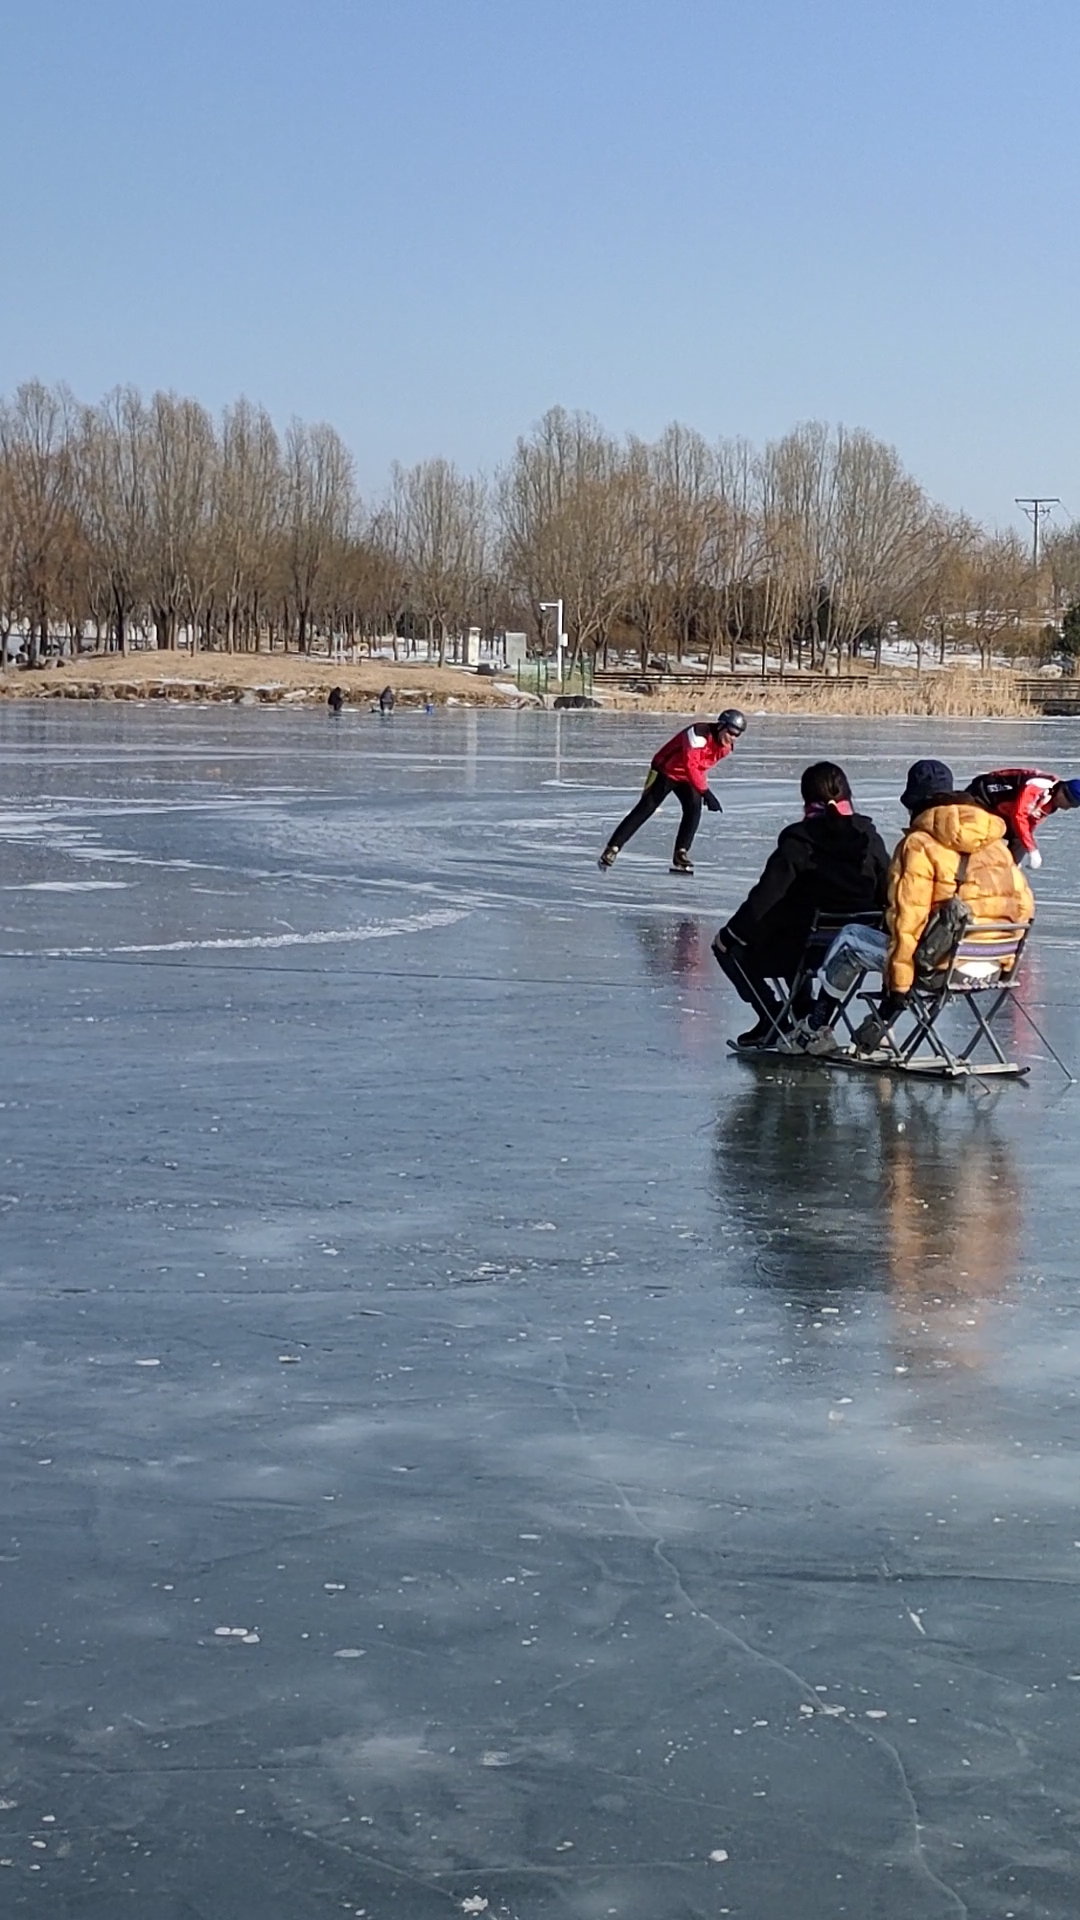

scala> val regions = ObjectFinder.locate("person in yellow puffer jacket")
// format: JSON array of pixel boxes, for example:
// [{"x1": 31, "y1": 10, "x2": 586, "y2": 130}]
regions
[
  {"x1": 852, "y1": 759, "x2": 1034, "y2": 1050},
  {"x1": 885, "y1": 794, "x2": 1034, "y2": 996}
]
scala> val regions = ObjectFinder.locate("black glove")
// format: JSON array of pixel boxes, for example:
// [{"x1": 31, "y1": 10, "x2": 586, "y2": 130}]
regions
[
  {"x1": 853, "y1": 1013, "x2": 886, "y2": 1053},
  {"x1": 853, "y1": 989, "x2": 908, "y2": 1055},
  {"x1": 703, "y1": 790, "x2": 722, "y2": 813}
]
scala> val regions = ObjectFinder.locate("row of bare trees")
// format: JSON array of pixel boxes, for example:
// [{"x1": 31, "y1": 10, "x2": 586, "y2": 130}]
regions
[
  {"x1": 502, "y1": 411, "x2": 1055, "y2": 675},
  {"x1": 0, "y1": 382, "x2": 1066, "y2": 672}
]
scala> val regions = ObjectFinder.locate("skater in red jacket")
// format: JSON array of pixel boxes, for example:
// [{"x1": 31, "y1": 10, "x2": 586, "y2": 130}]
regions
[
  {"x1": 965, "y1": 768, "x2": 1080, "y2": 868},
  {"x1": 598, "y1": 710, "x2": 746, "y2": 876}
]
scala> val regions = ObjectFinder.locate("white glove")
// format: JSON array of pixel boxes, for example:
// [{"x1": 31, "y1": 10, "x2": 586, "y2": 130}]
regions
[{"x1": 1027, "y1": 848, "x2": 1043, "y2": 870}]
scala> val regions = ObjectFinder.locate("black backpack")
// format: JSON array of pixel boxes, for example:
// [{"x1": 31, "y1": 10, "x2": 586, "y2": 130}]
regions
[{"x1": 913, "y1": 853, "x2": 972, "y2": 985}]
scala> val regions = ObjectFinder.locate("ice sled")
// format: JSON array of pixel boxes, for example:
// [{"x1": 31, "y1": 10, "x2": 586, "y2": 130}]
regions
[{"x1": 729, "y1": 916, "x2": 1032, "y2": 1081}]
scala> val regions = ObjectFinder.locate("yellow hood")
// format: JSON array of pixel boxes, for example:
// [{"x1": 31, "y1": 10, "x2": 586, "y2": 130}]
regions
[{"x1": 909, "y1": 802, "x2": 1006, "y2": 855}]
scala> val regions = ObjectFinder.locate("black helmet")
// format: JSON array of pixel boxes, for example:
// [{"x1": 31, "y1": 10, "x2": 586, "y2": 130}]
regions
[{"x1": 715, "y1": 708, "x2": 747, "y2": 735}]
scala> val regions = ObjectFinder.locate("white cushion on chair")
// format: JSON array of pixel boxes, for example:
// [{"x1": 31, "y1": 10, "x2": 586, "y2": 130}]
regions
[{"x1": 954, "y1": 958, "x2": 1001, "y2": 983}]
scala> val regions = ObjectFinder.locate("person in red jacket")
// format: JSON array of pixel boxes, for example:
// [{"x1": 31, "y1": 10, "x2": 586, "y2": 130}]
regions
[
  {"x1": 598, "y1": 710, "x2": 746, "y2": 875},
  {"x1": 964, "y1": 768, "x2": 1080, "y2": 868}
]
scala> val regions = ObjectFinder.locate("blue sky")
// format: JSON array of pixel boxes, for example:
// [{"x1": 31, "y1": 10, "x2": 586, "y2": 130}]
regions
[{"x1": 1, "y1": 0, "x2": 1076, "y2": 526}]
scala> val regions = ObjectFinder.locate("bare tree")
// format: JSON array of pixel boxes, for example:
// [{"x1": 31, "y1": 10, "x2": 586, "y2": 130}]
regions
[
  {"x1": 1044, "y1": 522, "x2": 1080, "y2": 617},
  {"x1": 825, "y1": 428, "x2": 933, "y2": 665},
  {"x1": 757, "y1": 423, "x2": 836, "y2": 669},
  {"x1": 891, "y1": 511, "x2": 976, "y2": 670},
  {"x1": 962, "y1": 530, "x2": 1030, "y2": 671},
  {"x1": 0, "y1": 381, "x2": 80, "y2": 666},
  {"x1": 216, "y1": 399, "x2": 282, "y2": 652},
  {"x1": 142, "y1": 393, "x2": 217, "y2": 650},
  {"x1": 707, "y1": 437, "x2": 762, "y2": 671},
  {"x1": 622, "y1": 424, "x2": 718, "y2": 669},
  {"x1": 283, "y1": 420, "x2": 354, "y2": 653},
  {"x1": 390, "y1": 457, "x2": 488, "y2": 664},
  {"x1": 79, "y1": 388, "x2": 150, "y2": 654},
  {"x1": 0, "y1": 457, "x2": 19, "y2": 669},
  {"x1": 500, "y1": 407, "x2": 636, "y2": 674}
]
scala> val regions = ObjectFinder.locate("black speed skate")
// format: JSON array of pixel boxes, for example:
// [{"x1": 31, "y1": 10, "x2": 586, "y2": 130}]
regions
[{"x1": 670, "y1": 850, "x2": 694, "y2": 875}]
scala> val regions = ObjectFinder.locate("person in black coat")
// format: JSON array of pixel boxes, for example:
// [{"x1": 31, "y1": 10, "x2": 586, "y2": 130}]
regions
[{"x1": 711, "y1": 761, "x2": 890, "y2": 1048}]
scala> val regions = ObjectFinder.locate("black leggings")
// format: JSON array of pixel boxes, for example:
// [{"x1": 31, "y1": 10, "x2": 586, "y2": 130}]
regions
[
  {"x1": 711, "y1": 938, "x2": 783, "y2": 1020},
  {"x1": 608, "y1": 772, "x2": 702, "y2": 858},
  {"x1": 711, "y1": 937, "x2": 812, "y2": 1023}
]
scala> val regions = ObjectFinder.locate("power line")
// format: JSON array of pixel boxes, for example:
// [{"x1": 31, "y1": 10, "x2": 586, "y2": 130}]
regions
[{"x1": 1016, "y1": 497, "x2": 1060, "y2": 572}]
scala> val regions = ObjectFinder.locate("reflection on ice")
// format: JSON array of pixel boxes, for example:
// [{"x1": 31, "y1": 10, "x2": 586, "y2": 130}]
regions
[
  {"x1": 634, "y1": 913, "x2": 713, "y2": 980},
  {"x1": 715, "y1": 1069, "x2": 1018, "y2": 1292}
]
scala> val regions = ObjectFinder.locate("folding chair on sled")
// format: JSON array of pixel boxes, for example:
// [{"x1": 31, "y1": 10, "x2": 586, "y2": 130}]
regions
[
  {"x1": 829, "y1": 920, "x2": 1031, "y2": 1080},
  {"x1": 729, "y1": 909, "x2": 885, "y2": 1054}
]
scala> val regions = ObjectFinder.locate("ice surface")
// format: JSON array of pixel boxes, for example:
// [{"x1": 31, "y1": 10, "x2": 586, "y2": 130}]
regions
[{"x1": 2, "y1": 703, "x2": 1080, "y2": 1917}]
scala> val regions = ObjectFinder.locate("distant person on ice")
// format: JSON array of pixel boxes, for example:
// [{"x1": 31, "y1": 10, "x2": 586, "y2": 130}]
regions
[
  {"x1": 597, "y1": 709, "x2": 746, "y2": 876},
  {"x1": 964, "y1": 767, "x2": 1080, "y2": 868},
  {"x1": 378, "y1": 686, "x2": 396, "y2": 714},
  {"x1": 711, "y1": 761, "x2": 890, "y2": 1049},
  {"x1": 327, "y1": 686, "x2": 344, "y2": 714}
]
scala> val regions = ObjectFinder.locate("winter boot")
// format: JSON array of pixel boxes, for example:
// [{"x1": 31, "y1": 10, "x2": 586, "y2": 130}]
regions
[
  {"x1": 779, "y1": 1016, "x2": 839, "y2": 1056},
  {"x1": 734, "y1": 1014, "x2": 779, "y2": 1050}
]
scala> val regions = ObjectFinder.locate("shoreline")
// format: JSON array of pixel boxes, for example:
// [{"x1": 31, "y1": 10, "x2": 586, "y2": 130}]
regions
[
  {"x1": 0, "y1": 654, "x2": 524, "y2": 709},
  {"x1": 0, "y1": 654, "x2": 1049, "y2": 719}
]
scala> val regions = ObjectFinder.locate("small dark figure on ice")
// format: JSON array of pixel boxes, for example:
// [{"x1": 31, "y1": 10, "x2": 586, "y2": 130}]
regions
[{"x1": 327, "y1": 686, "x2": 344, "y2": 714}]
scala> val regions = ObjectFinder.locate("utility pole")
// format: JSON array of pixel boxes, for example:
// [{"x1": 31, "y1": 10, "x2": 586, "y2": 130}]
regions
[{"x1": 1015, "y1": 497, "x2": 1060, "y2": 574}]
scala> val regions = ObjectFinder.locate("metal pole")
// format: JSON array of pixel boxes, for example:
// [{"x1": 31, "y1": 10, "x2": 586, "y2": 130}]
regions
[
  {"x1": 1016, "y1": 498, "x2": 1060, "y2": 575},
  {"x1": 556, "y1": 597, "x2": 564, "y2": 687},
  {"x1": 539, "y1": 599, "x2": 565, "y2": 689},
  {"x1": 1014, "y1": 998, "x2": 1076, "y2": 1083}
]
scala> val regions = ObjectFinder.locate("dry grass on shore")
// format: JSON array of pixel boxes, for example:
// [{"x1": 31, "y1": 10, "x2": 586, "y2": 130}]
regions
[
  {"x1": 604, "y1": 671, "x2": 1030, "y2": 719},
  {"x1": 0, "y1": 654, "x2": 1034, "y2": 718},
  {"x1": 0, "y1": 651, "x2": 525, "y2": 706}
]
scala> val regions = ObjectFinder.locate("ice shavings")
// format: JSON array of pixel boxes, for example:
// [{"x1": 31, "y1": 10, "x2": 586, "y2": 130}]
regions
[{"x1": 22, "y1": 905, "x2": 469, "y2": 959}]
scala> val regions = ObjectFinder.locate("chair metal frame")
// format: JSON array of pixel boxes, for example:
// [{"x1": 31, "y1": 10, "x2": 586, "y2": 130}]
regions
[
  {"x1": 829, "y1": 919, "x2": 1031, "y2": 1080},
  {"x1": 752, "y1": 909, "x2": 886, "y2": 1051}
]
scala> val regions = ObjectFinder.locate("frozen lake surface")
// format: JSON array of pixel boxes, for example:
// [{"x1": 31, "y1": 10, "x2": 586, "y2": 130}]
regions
[{"x1": 2, "y1": 702, "x2": 1080, "y2": 1918}]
